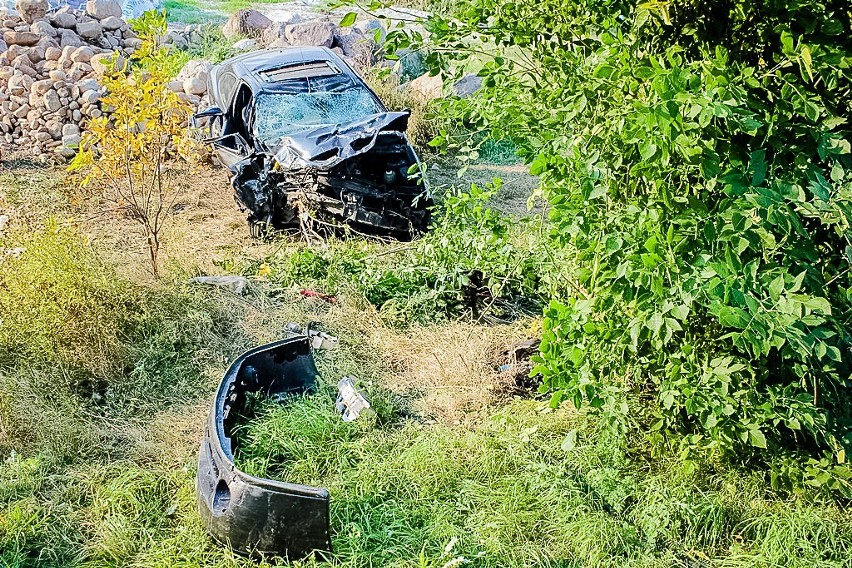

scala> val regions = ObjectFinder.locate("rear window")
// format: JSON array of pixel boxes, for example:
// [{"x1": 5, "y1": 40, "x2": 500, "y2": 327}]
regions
[{"x1": 259, "y1": 61, "x2": 340, "y2": 82}]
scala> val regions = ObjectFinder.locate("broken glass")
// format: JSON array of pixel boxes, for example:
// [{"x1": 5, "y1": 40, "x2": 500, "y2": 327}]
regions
[{"x1": 254, "y1": 87, "x2": 383, "y2": 143}]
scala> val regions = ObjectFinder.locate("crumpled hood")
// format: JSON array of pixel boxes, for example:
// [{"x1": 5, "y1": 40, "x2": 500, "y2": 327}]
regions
[{"x1": 269, "y1": 111, "x2": 410, "y2": 170}]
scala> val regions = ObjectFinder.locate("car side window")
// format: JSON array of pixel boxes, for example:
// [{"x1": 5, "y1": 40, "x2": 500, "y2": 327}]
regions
[{"x1": 220, "y1": 72, "x2": 238, "y2": 107}]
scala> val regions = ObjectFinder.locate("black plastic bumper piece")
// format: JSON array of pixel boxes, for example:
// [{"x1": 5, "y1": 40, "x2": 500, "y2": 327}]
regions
[{"x1": 196, "y1": 337, "x2": 332, "y2": 558}]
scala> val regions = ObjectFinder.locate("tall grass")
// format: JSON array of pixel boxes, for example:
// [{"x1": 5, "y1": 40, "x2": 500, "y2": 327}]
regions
[{"x1": 233, "y1": 389, "x2": 852, "y2": 567}]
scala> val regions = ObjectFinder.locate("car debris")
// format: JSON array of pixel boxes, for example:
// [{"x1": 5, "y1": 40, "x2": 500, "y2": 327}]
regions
[
  {"x1": 197, "y1": 336, "x2": 332, "y2": 558},
  {"x1": 284, "y1": 322, "x2": 339, "y2": 350},
  {"x1": 195, "y1": 47, "x2": 432, "y2": 239},
  {"x1": 335, "y1": 377, "x2": 372, "y2": 422},
  {"x1": 191, "y1": 275, "x2": 249, "y2": 295}
]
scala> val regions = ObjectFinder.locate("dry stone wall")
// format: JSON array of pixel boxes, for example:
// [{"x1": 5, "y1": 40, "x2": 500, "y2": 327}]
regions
[{"x1": 0, "y1": 0, "x2": 141, "y2": 160}]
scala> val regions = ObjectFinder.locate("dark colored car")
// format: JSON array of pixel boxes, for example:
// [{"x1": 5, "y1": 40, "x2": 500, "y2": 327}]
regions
[{"x1": 195, "y1": 47, "x2": 431, "y2": 239}]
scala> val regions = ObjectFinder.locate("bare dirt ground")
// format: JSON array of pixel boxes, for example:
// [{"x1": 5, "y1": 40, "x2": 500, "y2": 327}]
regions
[{"x1": 0, "y1": 149, "x2": 540, "y2": 424}]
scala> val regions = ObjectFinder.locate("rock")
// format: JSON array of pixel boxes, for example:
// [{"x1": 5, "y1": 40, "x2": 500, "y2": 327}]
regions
[
  {"x1": 76, "y1": 20, "x2": 102, "y2": 40},
  {"x1": 232, "y1": 38, "x2": 257, "y2": 51},
  {"x1": 70, "y1": 45, "x2": 94, "y2": 63},
  {"x1": 45, "y1": 46, "x2": 61, "y2": 60},
  {"x1": 51, "y1": 11, "x2": 77, "y2": 29},
  {"x1": 4, "y1": 31, "x2": 40, "y2": 46},
  {"x1": 285, "y1": 20, "x2": 335, "y2": 48},
  {"x1": 89, "y1": 53, "x2": 116, "y2": 77},
  {"x1": 86, "y1": 0, "x2": 122, "y2": 20},
  {"x1": 408, "y1": 72, "x2": 443, "y2": 100},
  {"x1": 0, "y1": 39, "x2": 7, "y2": 52},
  {"x1": 261, "y1": 21, "x2": 287, "y2": 46},
  {"x1": 0, "y1": 214, "x2": 8, "y2": 233},
  {"x1": 31, "y1": 78, "x2": 52, "y2": 94},
  {"x1": 57, "y1": 145, "x2": 77, "y2": 158},
  {"x1": 81, "y1": 89, "x2": 100, "y2": 104},
  {"x1": 62, "y1": 123, "x2": 79, "y2": 137},
  {"x1": 268, "y1": 38, "x2": 289, "y2": 49},
  {"x1": 452, "y1": 73, "x2": 482, "y2": 98},
  {"x1": 334, "y1": 29, "x2": 375, "y2": 70},
  {"x1": 15, "y1": 0, "x2": 48, "y2": 25},
  {"x1": 45, "y1": 119, "x2": 61, "y2": 139},
  {"x1": 396, "y1": 48, "x2": 426, "y2": 81},
  {"x1": 162, "y1": 30, "x2": 187, "y2": 49},
  {"x1": 222, "y1": 9, "x2": 271, "y2": 38},
  {"x1": 176, "y1": 59, "x2": 211, "y2": 83},
  {"x1": 48, "y1": 69, "x2": 66, "y2": 81},
  {"x1": 59, "y1": 29, "x2": 84, "y2": 47},
  {"x1": 182, "y1": 76, "x2": 205, "y2": 95},
  {"x1": 166, "y1": 80, "x2": 182, "y2": 93},
  {"x1": 359, "y1": 19, "x2": 386, "y2": 44},
  {"x1": 100, "y1": 15, "x2": 123, "y2": 31},
  {"x1": 42, "y1": 89, "x2": 60, "y2": 111},
  {"x1": 77, "y1": 78, "x2": 100, "y2": 91},
  {"x1": 62, "y1": 132, "x2": 82, "y2": 145},
  {"x1": 30, "y1": 20, "x2": 56, "y2": 37}
]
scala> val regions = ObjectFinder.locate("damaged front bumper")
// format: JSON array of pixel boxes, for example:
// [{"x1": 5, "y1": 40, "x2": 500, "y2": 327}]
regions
[{"x1": 196, "y1": 337, "x2": 332, "y2": 558}]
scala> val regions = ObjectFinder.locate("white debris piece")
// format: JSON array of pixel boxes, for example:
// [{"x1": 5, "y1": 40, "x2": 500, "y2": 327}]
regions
[
  {"x1": 336, "y1": 377, "x2": 372, "y2": 422},
  {"x1": 191, "y1": 275, "x2": 248, "y2": 295}
]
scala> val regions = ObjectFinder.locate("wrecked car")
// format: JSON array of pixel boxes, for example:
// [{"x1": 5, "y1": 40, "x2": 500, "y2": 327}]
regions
[
  {"x1": 195, "y1": 47, "x2": 431, "y2": 239},
  {"x1": 197, "y1": 335, "x2": 332, "y2": 558}
]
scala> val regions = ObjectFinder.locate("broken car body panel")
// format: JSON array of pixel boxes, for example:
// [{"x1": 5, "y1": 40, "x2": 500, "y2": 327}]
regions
[
  {"x1": 197, "y1": 47, "x2": 431, "y2": 238},
  {"x1": 196, "y1": 337, "x2": 332, "y2": 558}
]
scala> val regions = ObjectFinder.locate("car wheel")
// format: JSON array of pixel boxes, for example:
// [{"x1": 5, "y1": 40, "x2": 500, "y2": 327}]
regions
[{"x1": 248, "y1": 219, "x2": 268, "y2": 239}]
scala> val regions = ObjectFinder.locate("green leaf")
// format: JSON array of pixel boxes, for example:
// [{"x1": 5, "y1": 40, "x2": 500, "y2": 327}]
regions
[
  {"x1": 748, "y1": 428, "x2": 767, "y2": 449},
  {"x1": 640, "y1": 141, "x2": 657, "y2": 161},
  {"x1": 339, "y1": 11, "x2": 357, "y2": 27},
  {"x1": 800, "y1": 45, "x2": 813, "y2": 81},
  {"x1": 561, "y1": 430, "x2": 578, "y2": 452}
]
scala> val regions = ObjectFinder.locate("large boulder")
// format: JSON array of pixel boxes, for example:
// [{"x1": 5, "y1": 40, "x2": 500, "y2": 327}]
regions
[
  {"x1": 15, "y1": 0, "x2": 48, "y2": 24},
  {"x1": 59, "y1": 29, "x2": 85, "y2": 48},
  {"x1": 285, "y1": 20, "x2": 335, "y2": 48},
  {"x1": 261, "y1": 21, "x2": 287, "y2": 46},
  {"x1": 222, "y1": 9, "x2": 272, "y2": 39},
  {"x1": 176, "y1": 59, "x2": 212, "y2": 84},
  {"x1": 452, "y1": 74, "x2": 482, "y2": 98},
  {"x1": 86, "y1": 0, "x2": 122, "y2": 20},
  {"x1": 333, "y1": 28, "x2": 375, "y2": 71},
  {"x1": 182, "y1": 77, "x2": 205, "y2": 96},
  {"x1": 101, "y1": 16, "x2": 124, "y2": 31},
  {"x1": 408, "y1": 72, "x2": 443, "y2": 100}
]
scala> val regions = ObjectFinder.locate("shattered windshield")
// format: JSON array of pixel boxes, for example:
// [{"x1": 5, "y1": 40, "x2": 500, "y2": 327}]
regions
[{"x1": 254, "y1": 88, "x2": 384, "y2": 143}]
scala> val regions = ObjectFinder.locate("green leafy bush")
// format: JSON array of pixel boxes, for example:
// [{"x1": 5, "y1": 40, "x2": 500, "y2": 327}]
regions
[{"x1": 374, "y1": 0, "x2": 852, "y2": 492}]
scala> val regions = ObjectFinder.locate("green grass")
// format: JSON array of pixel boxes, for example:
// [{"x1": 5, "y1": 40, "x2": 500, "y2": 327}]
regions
[
  {"x1": 234, "y1": 385, "x2": 852, "y2": 567},
  {"x1": 163, "y1": 0, "x2": 294, "y2": 24},
  {"x1": 1, "y1": 173, "x2": 851, "y2": 567}
]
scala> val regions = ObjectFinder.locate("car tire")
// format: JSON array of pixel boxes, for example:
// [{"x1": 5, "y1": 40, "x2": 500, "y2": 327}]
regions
[{"x1": 248, "y1": 219, "x2": 268, "y2": 239}]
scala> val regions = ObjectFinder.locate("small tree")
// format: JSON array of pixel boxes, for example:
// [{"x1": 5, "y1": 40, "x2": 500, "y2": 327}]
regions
[{"x1": 69, "y1": 13, "x2": 199, "y2": 277}]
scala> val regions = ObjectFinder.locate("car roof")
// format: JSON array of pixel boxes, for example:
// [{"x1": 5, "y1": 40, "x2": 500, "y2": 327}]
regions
[{"x1": 216, "y1": 46, "x2": 361, "y2": 94}]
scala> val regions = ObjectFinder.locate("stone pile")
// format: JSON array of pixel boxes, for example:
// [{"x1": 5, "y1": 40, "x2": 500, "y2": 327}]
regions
[{"x1": 0, "y1": 0, "x2": 140, "y2": 159}]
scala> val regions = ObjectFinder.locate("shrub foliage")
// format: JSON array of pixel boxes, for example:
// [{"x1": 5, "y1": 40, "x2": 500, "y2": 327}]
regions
[{"x1": 366, "y1": 0, "x2": 852, "y2": 492}]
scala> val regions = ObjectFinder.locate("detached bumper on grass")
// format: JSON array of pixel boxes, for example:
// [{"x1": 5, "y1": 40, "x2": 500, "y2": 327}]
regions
[{"x1": 196, "y1": 337, "x2": 332, "y2": 558}]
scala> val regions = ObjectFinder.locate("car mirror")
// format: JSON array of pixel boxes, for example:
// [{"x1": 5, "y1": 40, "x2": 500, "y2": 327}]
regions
[
  {"x1": 192, "y1": 106, "x2": 224, "y2": 129},
  {"x1": 195, "y1": 106, "x2": 223, "y2": 119}
]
